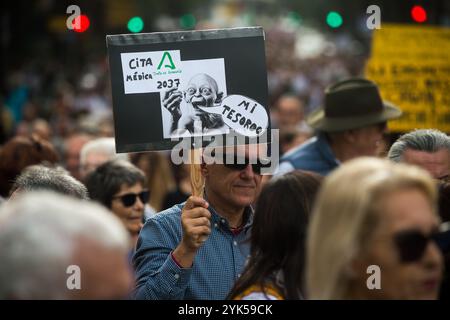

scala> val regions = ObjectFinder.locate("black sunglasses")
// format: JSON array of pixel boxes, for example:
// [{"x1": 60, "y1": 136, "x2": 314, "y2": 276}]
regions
[
  {"x1": 112, "y1": 190, "x2": 149, "y2": 207},
  {"x1": 222, "y1": 156, "x2": 268, "y2": 175},
  {"x1": 394, "y1": 223, "x2": 450, "y2": 263}
]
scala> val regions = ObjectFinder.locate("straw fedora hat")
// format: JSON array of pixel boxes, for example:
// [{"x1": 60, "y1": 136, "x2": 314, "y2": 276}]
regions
[{"x1": 306, "y1": 78, "x2": 402, "y2": 132}]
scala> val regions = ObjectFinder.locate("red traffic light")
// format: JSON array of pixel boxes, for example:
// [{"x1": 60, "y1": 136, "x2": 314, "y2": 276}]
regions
[
  {"x1": 411, "y1": 5, "x2": 427, "y2": 23},
  {"x1": 72, "y1": 14, "x2": 90, "y2": 32}
]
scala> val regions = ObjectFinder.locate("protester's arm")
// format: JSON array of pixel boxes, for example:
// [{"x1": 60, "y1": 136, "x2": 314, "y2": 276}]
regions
[
  {"x1": 133, "y1": 214, "x2": 192, "y2": 300},
  {"x1": 172, "y1": 197, "x2": 211, "y2": 267},
  {"x1": 133, "y1": 197, "x2": 211, "y2": 300}
]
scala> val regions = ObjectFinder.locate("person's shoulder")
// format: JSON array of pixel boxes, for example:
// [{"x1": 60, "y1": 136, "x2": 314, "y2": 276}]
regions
[
  {"x1": 278, "y1": 135, "x2": 335, "y2": 175},
  {"x1": 139, "y1": 203, "x2": 185, "y2": 241},
  {"x1": 281, "y1": 135, "x2": 320, "y2": 161},
  {"x1": 239, "y1": 292, "x2": 281, "y2": 300},
  {"x1": 149, "y1": 202, "x2": 185, "y2": 224}
]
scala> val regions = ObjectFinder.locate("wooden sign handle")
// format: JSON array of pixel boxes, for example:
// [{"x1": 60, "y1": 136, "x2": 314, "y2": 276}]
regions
[
  {"x1": 190, "y1": 148, "x2": 208, "y2": 244},
  {"x1": 190, "y1": 148, "x2": 205, "y2": 197}
]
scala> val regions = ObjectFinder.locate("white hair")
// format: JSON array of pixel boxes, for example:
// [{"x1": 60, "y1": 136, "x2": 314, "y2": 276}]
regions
[
  {"x1": 0, "y1": 191, "x2": 129, "y2": 299},
  {"x1": 79, "y1": 137, "x2": 129, "y2": 167},
  {"x1": 388, "y1": 129, "x2": 450, "y2": 163}
]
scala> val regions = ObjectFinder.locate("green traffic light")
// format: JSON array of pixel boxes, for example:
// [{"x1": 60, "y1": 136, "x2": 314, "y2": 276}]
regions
[
  {"x1": 326, "y1": 11, "x2": 343, "y2": 28},
  {"x1": 128, "y1": 16, "x2": 144, "y2": 33},
  {"x1": 180, "y1": 14, "x2": 196, "y2": 29}
]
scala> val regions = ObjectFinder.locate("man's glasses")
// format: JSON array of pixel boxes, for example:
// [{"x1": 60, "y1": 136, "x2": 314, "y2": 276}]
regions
[
  {"x1": 394, "y1": 223, "x2": 450, "y2": 263},
  {"x1": 222, "y1": 156, "x2": 268, "y2": 175},
  {"x1": 112, "y1": 191, "x2": 149, "y2": 207}
]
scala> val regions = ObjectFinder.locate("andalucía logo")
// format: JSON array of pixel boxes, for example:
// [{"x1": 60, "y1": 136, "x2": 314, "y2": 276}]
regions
[{"x1": 157, "y1": 52, "x2": 176, "y2": 70}]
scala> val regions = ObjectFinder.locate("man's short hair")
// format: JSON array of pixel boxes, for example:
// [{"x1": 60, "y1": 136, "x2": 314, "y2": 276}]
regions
[
  {"x1": 85, "y1": 159, "x2": 147, "y2": 208},
  {"x1": 11, "y1": 165, "x2": 89, "y2": 200},
  {"x1": 388, "y1": 129, "x2": 450, "y2": 163}
]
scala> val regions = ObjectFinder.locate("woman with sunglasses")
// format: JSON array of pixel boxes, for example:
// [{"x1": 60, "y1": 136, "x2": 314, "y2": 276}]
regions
[
  {"x1": 306, "y1": 157, "x2": 445, "y2": 299},
  {"x1": 86, "y1": 159, "x2": 149, "y2": 252}
]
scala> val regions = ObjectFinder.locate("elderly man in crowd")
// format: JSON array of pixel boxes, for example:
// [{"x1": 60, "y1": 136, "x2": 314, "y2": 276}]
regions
[
  {"x1": 388, "y1": 129, "x2": 450, "y2": 182},
  {"x1": 0, "y1": 192, "x2": 132, "y2": 299},
  {"x1": 277, "y1": 78, "x2": 402, "y2": 176},
  {"x1": 388, "y1": 129, "x2": 450, "y2": 300},
  {"x1": 133, "y1": 144, "x2": 265, "y2": 299}
]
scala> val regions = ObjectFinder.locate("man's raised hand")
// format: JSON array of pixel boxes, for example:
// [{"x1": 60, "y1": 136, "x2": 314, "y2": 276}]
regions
[{"x1": 180, "y1": 196, "x2": 211, "y2": 251}]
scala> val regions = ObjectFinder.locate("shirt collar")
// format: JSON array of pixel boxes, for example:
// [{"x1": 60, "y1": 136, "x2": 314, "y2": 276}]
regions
[
  {"x1": 207, "y1": 203, "x2": 254, "y2": 231},
  {"x1": 317, "y1": 132, "x2": 341, "y2": 165}
]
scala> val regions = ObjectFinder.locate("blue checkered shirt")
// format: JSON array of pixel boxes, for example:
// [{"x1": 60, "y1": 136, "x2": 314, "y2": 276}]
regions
[{"x1": 132, "y1": 202, "x2": 253, "y2": 300}]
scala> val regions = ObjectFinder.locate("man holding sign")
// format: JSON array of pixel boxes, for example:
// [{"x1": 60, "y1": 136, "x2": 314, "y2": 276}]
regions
[
  {"x1": 107, "y1": 26, "x2": 271, "y2": 299},
  {"x1": 133, "y1": 145, "x2": 264, "y2": 299}
]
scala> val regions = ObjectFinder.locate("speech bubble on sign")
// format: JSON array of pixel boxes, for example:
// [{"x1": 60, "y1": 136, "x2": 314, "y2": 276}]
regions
[{"x1": 198, "y1": 94, "x2": 268, "y2": 137}]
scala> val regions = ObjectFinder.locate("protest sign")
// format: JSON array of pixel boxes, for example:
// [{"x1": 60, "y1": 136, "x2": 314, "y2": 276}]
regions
[
  {"x1": 365, "y1": 24, "x2": 450, "y2": 132},
  {"x1": 106, "y1": 27, "x2": 270, "y2": 153}
]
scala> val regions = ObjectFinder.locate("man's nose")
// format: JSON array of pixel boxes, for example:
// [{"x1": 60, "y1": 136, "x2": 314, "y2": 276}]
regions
[{"x1": 240, "y1": 164, "x2": 256, "y2": 178}]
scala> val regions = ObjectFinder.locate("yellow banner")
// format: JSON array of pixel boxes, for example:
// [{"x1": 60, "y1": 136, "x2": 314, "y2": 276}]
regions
[{"x1": 365, "y1": 24, "x2": 450, "y2": 132}]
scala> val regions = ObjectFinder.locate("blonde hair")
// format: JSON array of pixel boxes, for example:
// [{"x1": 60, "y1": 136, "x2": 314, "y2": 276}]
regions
[{"x1": 306, "y1": 157, "x2": 437, "y2": 299}]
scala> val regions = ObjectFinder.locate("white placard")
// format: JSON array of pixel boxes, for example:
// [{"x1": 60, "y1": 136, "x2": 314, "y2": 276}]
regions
[
  {"x1": 120, "y1": 50, "x2": 182, "y2": 94},
  {"x1": 198, "y1": 94, "x2": 268, "y2": 137}
]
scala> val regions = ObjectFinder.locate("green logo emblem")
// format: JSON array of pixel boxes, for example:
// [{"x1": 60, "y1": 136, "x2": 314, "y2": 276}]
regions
[{"x1": 157, "y1": 52, "x2": 176, "y2": 70}]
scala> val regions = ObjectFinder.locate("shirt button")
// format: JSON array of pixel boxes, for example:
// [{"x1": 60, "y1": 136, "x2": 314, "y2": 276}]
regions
[
  {"x1": 221, "y1": 219, "x2": 226, "y2": 224},
  {"x1": 233, "y1": 241, "x2": 238, "y2": 246},
  {"x1": 238, "y1": 273, "x2": 241, "y2": 277},
  {"x1": 174, "y1": 274, "x2": 180, "y2": 280},
  {"x1": 214, "y1": 223, "x2": 218, "y2": 228}
]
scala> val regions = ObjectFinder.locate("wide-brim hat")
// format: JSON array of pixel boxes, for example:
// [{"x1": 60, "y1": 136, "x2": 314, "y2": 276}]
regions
[{"x1": 306, "y1": 78, "x2": 402, "y2": 132}]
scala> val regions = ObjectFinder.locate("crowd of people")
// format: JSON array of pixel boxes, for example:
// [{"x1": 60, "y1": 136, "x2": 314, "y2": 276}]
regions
[
  {"x1": 1, "y1": 20, "x2": 449, "y2": 300},
  {"x1": 0, "y1": 71, "x2": 449, "y2": 300}
]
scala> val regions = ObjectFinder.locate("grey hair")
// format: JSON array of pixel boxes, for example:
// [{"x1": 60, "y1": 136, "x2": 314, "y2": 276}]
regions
[
  {"x1": 388, "y1": 129, "x2": 450, "y2": 163},
  {"x1": 0, "y1": 191, "x2": 129, "y2": 299},
  {"x1": 11, "y1": 165, "x2": 89, "y2": 200},
  {"x1": 79, "y1": 137, "x2": 129, "y2": 167}
]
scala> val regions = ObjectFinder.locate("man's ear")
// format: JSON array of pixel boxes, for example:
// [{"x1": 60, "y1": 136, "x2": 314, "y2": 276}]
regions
[
  {"x1": 215, "y1": 91, "x2": 224, "y2": 104},
  {"x1": 343, "y1": 129, "x2": 357, "y2": 143}
]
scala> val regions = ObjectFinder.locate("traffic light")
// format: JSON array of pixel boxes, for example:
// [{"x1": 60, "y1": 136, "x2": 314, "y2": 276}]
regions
[
  {"x1": 128, "y1": 17, "x2": 144, "y2": 33},
  {"x1": 411, "y1": 5, "x2": 427, "y2": 23},
  {"x1": 72, "y1": 14, "x2": 90, "y2": 33},
  {"x1": 180, "y1": 14, "x2": 196, "y2": 29},
  {"x1": 326, "y1": 11, "x2": 343, "y2": 28}
]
